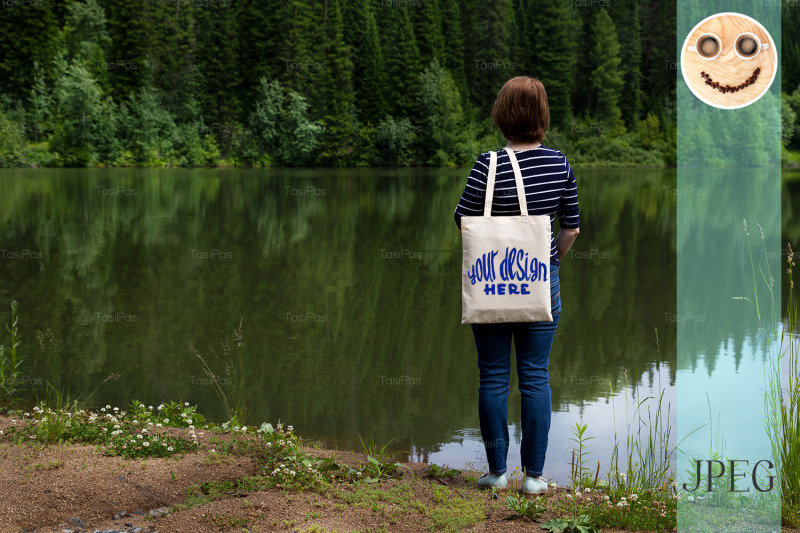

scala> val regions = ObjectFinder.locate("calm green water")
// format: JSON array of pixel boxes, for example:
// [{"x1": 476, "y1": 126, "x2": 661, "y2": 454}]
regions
[{"x1": 0, "y1": 167, "x2": 679, "y2": 482}]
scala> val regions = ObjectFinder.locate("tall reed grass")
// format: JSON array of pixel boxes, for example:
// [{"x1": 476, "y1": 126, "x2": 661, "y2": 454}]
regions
[
  {"x1": 764, "y1": 243, "x2": 800, "y2": 525},
  {"x1": 739, "y1": 221, "x2": 797, "y2": 524},
  {"x1": 607, "y1": 334, "x2": 677, "y2": 497},
  {"x1": 0, "y1": 300, "x2": 25, "y2": 408},
  {"x1": 193, "y1": 317, "x2": 248, "y2": 427}
]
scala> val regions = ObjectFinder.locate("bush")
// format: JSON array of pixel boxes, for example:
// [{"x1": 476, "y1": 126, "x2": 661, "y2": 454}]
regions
[{"x1": 373, "y1": 115, "x2": 416, "y2": 166}]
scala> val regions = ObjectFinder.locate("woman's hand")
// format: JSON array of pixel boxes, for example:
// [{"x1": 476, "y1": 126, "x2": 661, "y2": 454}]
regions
[{"x1": 555, "y1": 228, "x2": 580, "y2": 260}]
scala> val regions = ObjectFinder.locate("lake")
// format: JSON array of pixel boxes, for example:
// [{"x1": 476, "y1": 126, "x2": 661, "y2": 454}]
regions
[{"x1": 0, "y1": 165, "x2": 735, "y2": 484}]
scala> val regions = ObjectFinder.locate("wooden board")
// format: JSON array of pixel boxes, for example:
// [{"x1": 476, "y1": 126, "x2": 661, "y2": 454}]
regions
[{"x1": 682, "y1": 13, "x2": 776, "y2": 108}]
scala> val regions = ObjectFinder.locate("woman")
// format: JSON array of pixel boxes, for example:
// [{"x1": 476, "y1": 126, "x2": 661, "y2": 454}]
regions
[{"x1": 454, "y1": 76, "x2": 580, "y2": 497}]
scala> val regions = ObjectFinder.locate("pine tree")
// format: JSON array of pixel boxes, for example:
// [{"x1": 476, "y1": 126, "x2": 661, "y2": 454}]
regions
[
  {"x1": 610, "y1": 0, "x2": 642, "y2": 128},
  {"x1": 0, "y1": 2, "x2": 59, "y2": 102},
  {"x1": 440, "y1": 0, "x2": 467, "y2": 100},
  {"x1": 376, "y1": 4, "x2": 421, "y2": 119},
  {"x1": 639, "y1": 0, "x2": 676, "y2": 117},
  {"x1": 52, "y1": 62, "x2": 117, "y2": 165},
  {"x1": 237, "y1": 0, "x2": 286, "y2": 117},
  {"x1": 314, "y1": 0, "x2": 356, "y2": 165},
  {"x1": 532, "y1": 0, "x2": 579, "y2": 128},
  {"x1": 195, "y1": 0, "x2": 240, "y2": 142},
  {"x1": 147, "y1": 0, "x2": 201, "y2": 123},
  {"x1": 463, "y1": 0, "x2": 514, "y2": 115},
  {"x1": 589, "y1": 8, "x2": 624, "y2": 130},
  {"x1": 341, "y1": 0, "x2": 386, "y2": 122},
  {"x1": 29, "y1": 62, "x2": 54, "y2": 142},
  {"x1": 418, "y1": 58, "x2": 475, "y2": 164},
  {"x1": 510, "y1": 0, "x2": 533, "y2": 73},
  {"x1": 412, "y1": 0, "x2": 445, "y2": 67},
  {"x1": 783, "y1": 3, "x2": 800, "y2": 93},
  {"x1": 279, "y1": 1, "x2": 317, "y2": 103},
  {"x1": 104, "y1": 0, "x2": 151, "y2": 97},
  {"x1": 63, "y1": 0, "x2": 112, "y2": 96},
  {"x1": 569, "y1": 5, "x2": 594, "y2": 117}
]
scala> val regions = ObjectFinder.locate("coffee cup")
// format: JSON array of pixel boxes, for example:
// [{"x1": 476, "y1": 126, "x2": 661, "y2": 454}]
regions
[
  {"x1": 688, "y1": 33, "x2": 722, "y2": 60},
  {"x1": 734, "y1": 32, "x2": 768, "y2": 60}
]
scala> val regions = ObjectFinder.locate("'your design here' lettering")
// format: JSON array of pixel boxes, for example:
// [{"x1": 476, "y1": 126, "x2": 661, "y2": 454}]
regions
[{"x1": 467, "y1": 247, "x2": 548, "y2": 295}]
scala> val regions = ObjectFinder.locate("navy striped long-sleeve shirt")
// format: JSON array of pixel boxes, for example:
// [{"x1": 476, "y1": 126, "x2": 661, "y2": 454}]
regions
[{"x1": 454, "y1": 146, "x2": 580, "y2": 266}]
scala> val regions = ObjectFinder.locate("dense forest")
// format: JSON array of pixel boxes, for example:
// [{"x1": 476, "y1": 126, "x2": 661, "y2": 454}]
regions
[{"x1": 0, "y1": 0, "x2": 796, "y2": 167}]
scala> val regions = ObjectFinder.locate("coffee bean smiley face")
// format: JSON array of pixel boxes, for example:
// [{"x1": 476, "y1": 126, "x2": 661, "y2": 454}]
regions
[{"x1": 680, "y1": 12, "x2": 776, "y2": 109}]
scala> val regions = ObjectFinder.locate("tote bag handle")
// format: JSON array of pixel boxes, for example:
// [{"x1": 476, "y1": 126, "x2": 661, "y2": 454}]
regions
[{"x1": 482, "y1": 148, "x2": 529, "y2": 216}]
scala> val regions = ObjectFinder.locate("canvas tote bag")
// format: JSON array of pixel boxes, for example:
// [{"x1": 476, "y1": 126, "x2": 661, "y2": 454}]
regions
[{"x1": 461, "y1": 148, "x2": 553, "y2": 324}]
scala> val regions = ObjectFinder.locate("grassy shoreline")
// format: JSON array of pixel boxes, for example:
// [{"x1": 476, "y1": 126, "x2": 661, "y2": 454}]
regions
[{"x1": 0, "y1": 401, "x2": 681, "y2": 533}]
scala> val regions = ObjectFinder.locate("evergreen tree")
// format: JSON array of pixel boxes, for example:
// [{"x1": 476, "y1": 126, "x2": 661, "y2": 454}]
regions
[
  {"x1": 315, "y1": 0, "x2": 354, "y2": 121},
  {"x1": 342, "y1": 0, "x2": 386, "y2": 123},
  {"x1": 610, "y1": 0, "x2": 642, "y2": 128},
  {"x1": 412, "y1": 0, "x2": 445, "y2": 67},
  {"x1": 783, "y1": 3, "x2": 800, "y2": 93},
  {"x1": 195, "y1": 0, "x2": 240, "y2": 144},
  {"x1": 104, "y1": 0, "x2": 151, "y2": 97},
  {"x1": 462, "y1": 0, "x2": 514, "y2": 114},
  {"x1": 376, "y1": 3, "x2": 421, "y2": 119},
  {"x1": 248, "y1": 78, "x2": 322, "y2": 165},
  {"x1": 51, "y1": 62, "x2": 118, "y2": 165},
  {"x1": 314, "y1": 0, "x2": 356, "y2": 165},
  {"x1": 532, "y1": 0, "x2": 579, "y2": 128},
  {"x1": 418, "y1": 59, "x2": 476, "y2": 165},
  {"x1": 280, "y1": 0, "x2": 315, "y2": 93},
  {"x1": 0, "y1": 2, "x2": 59, "y2": 101},
  {"x1": 639, "y1": 0, "x2": 676, "y2": 117},
  {"x1": 118, "y1": 85, "x2": 178, "y2": 164},
  {"x1": 147, "y1": 0, "x2": 200, "y2": 123},
  {"x1": 237, "y1": 0, "x2": 286, "y2": 117},
  {"x1": 511, "y1": 0, "x2": 533, "y2": 73},
  {"x1": 589, "y1": 8, "x2": 624, "y2": 130},
  {"x1": 29, "y1": 62, "x2": 54, "y2": 143},
  {"x1": 439, "y1": 0, "x2": 468, "y2": 101},
  {"x1": 63, "y1": 0, "x2": 112, "y2": 95},
  {"x1": 52, "y1": 0, "x2": 80, "y2": 28},
  {"x1": 569, "y1": 5, "x2": 594, "y2": 119}
]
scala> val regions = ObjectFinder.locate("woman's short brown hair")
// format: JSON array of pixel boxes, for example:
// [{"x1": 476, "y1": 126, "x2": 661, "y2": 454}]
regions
[{"x1": 491, "y1": 77, "x2": 550, "y2": 143}]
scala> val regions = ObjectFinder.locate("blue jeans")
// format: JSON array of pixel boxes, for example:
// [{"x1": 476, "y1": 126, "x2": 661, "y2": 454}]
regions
[{"x1": 470, "y1": 265, "x2": 561, "y2": 477}]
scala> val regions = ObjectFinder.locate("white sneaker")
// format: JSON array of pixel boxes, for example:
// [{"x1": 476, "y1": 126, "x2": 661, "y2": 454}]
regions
[
  {"x1": 477, "y1": 472, "x2": 508, "y2": 492},
  {"x1": 523, "y1": 475, "x2": 547, "y2": 498}
]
